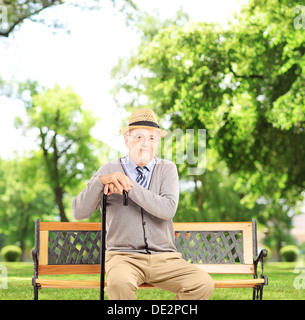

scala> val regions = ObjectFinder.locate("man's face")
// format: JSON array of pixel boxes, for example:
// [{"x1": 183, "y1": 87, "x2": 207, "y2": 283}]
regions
[{"x1": 124, "y1": 128, "x2": 160, "y2": 166}]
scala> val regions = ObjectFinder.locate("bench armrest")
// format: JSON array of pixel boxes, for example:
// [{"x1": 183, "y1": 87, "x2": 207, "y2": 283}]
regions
[
  {"x1": 32, "y1": 248, "x2": 38, "y2": 278},
  {"x1": 253, "y1": 249, "x2": 268, "y2": 285}
]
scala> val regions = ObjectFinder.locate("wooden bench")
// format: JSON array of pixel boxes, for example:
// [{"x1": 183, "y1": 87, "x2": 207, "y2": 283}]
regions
[{"x1": 32, "y1": 218, "x2": 268, "y2": 300}]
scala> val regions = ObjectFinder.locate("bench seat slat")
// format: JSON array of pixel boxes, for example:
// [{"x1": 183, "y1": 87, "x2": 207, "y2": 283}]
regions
[
  {"x1": 38, "y1": 263, "x2": 255, "y2": 275},
  {"x1": 36, "y1": 278, "x2": 265, "y2": 289}
]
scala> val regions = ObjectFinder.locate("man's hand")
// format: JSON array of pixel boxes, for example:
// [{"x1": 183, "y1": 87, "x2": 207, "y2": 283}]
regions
[
  {"x1": 99, "y1": 172, "x2": 133, "y2": 195},
  {"x1": 104, "y1": 183, "x2": 120, "y2": 195}
]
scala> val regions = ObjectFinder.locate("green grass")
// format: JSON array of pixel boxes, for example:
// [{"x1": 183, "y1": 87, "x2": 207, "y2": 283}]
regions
[{"x1": 0, "y1": 261, "x2": 304, "y2": 300}]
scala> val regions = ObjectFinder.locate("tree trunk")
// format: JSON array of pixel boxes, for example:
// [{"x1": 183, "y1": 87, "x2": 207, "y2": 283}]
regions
[
  {"x1": 54, "y1": 186, "x2": 68, "y2": 222},
  {"x1": 276, "y1": 240, "x2": 282, "y2": 262},
  {"x1": 194, "y1": 175, "x2": 205, "y2": 211},
  {"x1": 19, "y1": 213, "x2": 29, "y2": 262}
]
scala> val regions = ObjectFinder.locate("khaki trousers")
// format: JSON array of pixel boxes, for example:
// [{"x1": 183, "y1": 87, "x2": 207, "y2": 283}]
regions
[{"x1": 105, "y1": 251, "x2": 214, "y2": 300}]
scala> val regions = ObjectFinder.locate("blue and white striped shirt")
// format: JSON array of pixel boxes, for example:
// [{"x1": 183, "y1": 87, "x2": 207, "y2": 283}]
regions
[{"x1": 121, "y1": 155, "x2": 156, "y2": 189}]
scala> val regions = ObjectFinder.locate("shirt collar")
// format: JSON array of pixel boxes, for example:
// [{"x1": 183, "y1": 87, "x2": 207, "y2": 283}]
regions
[{"x1": 122, "y1": 155, "x2": 156, "y2": 172}]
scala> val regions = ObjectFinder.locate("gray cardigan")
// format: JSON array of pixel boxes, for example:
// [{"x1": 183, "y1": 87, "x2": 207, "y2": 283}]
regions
[{"x1": 72, "y1": 157, "x2": 180, "y2": 254}]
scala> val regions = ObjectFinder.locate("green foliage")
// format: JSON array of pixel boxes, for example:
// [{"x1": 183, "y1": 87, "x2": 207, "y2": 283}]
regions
[
  {"x1": 15, "y1": 83, "x2": 103, "y2": 222},
  {"x1": 174, "y1": 164, "x2": 261, "y2": 223},
  {"x1": 299, "y1": 242, "x2": 305, "y2": 254},
  {"x1": 1, "y1": 245, "x2": 22, "y2": 262},
  {"x1": 0, "y1": 83, "x2": 108, "y2": 257},
  {"x1": 280, "y1": 245, "x2": 299, "y2": 262},
  {"x1": 0, "y1": 154, "x2": 55, "y2": 253},
  {"x1": 111, "y1": 0, "x2": 305, "y2": 259},
  {"x1": 113, "y1": 0, "x2": 305, "y2": 199}
]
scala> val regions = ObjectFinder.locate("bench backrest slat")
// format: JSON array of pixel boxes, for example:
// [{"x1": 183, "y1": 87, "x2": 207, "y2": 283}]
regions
[
  {"x1": 40, "y1": 222, "x2": 101, "y2": 231},
  {"x1": 36, "y1": 221, "x2": 254, "y2": 275}
]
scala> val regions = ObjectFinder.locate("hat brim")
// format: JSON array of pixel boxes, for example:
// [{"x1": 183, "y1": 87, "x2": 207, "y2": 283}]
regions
[{"x1": 120, "y1": 125, "x2": 167, "y2": 137}]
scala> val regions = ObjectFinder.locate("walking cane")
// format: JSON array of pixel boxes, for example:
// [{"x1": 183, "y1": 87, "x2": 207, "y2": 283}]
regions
[{"x1": 100, "y1": 190, "x2": 128, "y2": 300}]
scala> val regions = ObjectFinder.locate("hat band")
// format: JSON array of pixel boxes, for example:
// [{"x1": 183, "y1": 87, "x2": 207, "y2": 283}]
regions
[{"x1": 129, "y1": 120, "x2": 160, "y2": 128}]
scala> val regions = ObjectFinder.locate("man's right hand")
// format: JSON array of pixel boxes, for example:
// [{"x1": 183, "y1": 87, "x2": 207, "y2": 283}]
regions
[{"x1": 99, "y1": 172, "x2": 133, "y2": 195}]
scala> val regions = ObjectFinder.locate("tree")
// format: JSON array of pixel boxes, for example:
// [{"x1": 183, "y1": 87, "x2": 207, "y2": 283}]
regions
[
  {"x1": 0, "y1": 0, "x2": 63, "y2": 38},
  {"x1": 0, "y1": 0, "x2": 138, "y2": 38},
  {"x1": 175, "y1": 162, "x2": 262, "y2": 223},
  {"x1": 15, "y1": 84, "x2": 102, "y2": 222},
  {"x1": 214, "y1": 0, "x2": 305, "y2": 205},
  {"x1": 112, "y1": 0, "x2": 305, "y2": 204},
  {"x1": 111, "y1": 0, "x2": 305, "y2": 259},
  {"x1": 0, "y1": 153, "x2": 54, "y2": 260}
]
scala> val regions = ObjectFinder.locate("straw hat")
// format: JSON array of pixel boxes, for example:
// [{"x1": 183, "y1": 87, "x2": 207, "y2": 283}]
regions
[{"x1": 119, "y1": 109, "x2": 167, "y2": 137}]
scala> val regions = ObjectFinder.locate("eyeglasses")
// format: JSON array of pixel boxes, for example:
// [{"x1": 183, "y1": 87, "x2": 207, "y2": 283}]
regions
[{"x1": 126, "y1": 134, "x2": 160, "y2": 144}]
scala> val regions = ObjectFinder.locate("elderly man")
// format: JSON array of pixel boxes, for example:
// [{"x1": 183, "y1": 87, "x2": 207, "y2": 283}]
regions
[{"x1": 72, "y1": 109, "x2": 214, "y2": 300}]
